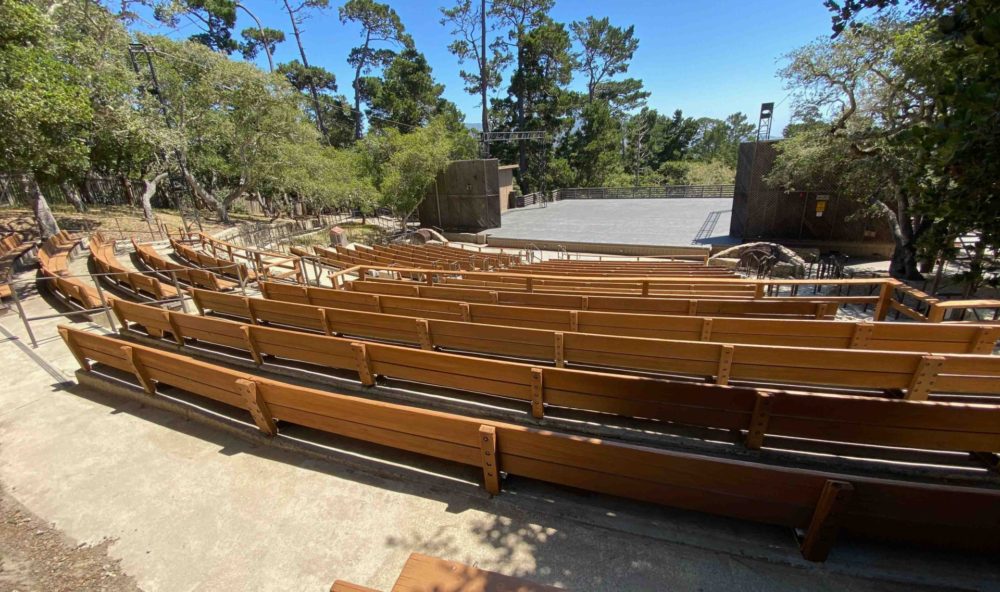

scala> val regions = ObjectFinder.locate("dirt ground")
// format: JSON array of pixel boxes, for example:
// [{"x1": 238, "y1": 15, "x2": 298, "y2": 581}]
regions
[
  {"x1": 0, "y1": 205, "x2": 274, "y2": 241},
  {"x1": 0, "y1": 486, "x2": 140, "y2": 592}
]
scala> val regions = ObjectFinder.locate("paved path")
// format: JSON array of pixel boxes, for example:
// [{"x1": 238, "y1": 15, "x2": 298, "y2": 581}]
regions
[
  {"x1": 0, "y1": 271, "x2": 997, "y2": 590},
  {"x1": 488, "y1": 199, "x2": 739, "y2": 246}
]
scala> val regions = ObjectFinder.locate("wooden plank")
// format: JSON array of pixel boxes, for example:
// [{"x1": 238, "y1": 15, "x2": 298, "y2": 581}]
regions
[
  {"x1": 415, "y1": 319, "x2": 433, "y2": 350},
  {"x1": 390, "y1": 553, "x2": 562, "y2": 592},
  {"x1": 478, "y1": 425, "x2": 500, "y2": 495},
  {"x1": 800, "y1": 480, "x2": 854, "y2": 562},
  {"x1": 716, "y1": 345, "x2": 734, "y2": 385},
  {"x1": 352, "y1": 342, "x2": 375, "y2": 386},
  {"x1": 700, "y1": 317, "x2": 713, "y2": 341},
  {"x1": 58, "y1": 327, "x2": 91, "y2": 371},
  {"x1": 850, "y1": 322, "x2": 873, "y2": 349},
  {"x1": 745, "y1": 393, "x2": 773, "y2": 450},
  {"x1": 241, "y1": 325, "x2": 264, "y2": 365},
  {"x1": 331, "y1": 581, "x2": 379, "y2": 592},
  {"x1": 236, "y1": 378, "x2": 277, "y2": 436},
  {"x1": 906, "y1": 355, "x2": 945, "y2": 401},
  {"x1": 530, "y1": 368, "x2": 544, "y2": 419},
  {"x1": 553, "y1": 332, "x2": 565, "y2": 368},
  {"x1": 121, "y1": 345, "x2": 156, "y2": 394}
]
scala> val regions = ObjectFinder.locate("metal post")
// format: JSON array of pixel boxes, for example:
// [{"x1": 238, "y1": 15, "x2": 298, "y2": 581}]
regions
[
  {"x1": 10, "y1": 281, "x2": 38, "y2": 348},
  {"x1": 300, "y1": 258, "x2": 309, "y2": 285},
  {"x1": 169, "y1": 269, "x2": 187, "y2": 313},
  {"x1": 93, "y1": 278, "x2": 117, "y2": 333},
  {"x1": 237, "y1": 265, "x2": 247, "y2": 296}
]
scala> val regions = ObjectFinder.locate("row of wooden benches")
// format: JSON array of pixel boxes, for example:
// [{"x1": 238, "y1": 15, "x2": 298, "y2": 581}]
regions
[
  {"x1": 358, "y1": 242, "x2": 519, "y2": 269},
  {"x1": 258, "y1": 281, "x2": 999, "y2": 354},
  {"x1": 113, "y1": 296, "x2": 1000, "y2": 452},
  {"x1": 343, "y1": 278, "x2": 843, "y2": 319},
  {"x1": 58, "y1": 324, "x2": 1000, "y2": 560},
  {"x1": 36, "y1": 233, "x2": 108, "y2": 310},
  {"x1": 170, "y1": 238, "x2": 257, "y2": 282},
  {"x1": 89, "y1": 234, "x2": 182, "y2": 302},
  {"x1": 311, "y1": 244, "x2": 513, "y2": 273},
  {"x1": 187, "y1": 288, "x2": 1000, "y2": 400},
  {"x1": 132, "y1": 239, "x2": 237, "y2": 292}
]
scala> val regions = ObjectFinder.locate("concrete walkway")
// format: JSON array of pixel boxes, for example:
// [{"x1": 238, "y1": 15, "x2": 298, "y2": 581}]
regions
[{"x1": 1, "y1": 273, "x2": 997, "y2": 590}]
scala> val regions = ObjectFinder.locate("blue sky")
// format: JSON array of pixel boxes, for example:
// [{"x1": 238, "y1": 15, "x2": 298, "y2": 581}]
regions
[{"x1": 133, "y1": 0, "x2": 839, "y2": 134}]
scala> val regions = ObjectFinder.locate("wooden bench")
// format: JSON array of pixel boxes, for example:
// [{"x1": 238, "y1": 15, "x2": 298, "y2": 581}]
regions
[
  {"x1": 261, "y1": 282, "x2": 999, "y2": 354},
  {"x1": 132, "y1": 239, "x2": 236, "y2": 291},
  {"x1": 190, "y1": 289, "x2": 1000, "y2": 400},
  {"x1": 1, "y1": 232, "x2": 36, "y2": 262},
  {"x1": 34, "y1": 235, "x2": 104, "y2": 309},
  {"x1": 114, "y1": 297, "x2": 1000, "y2": 458},
  {"x1": 57, "y1": 325, "x2": 1000, "y2": 561},
  {"x1": 90, "y1": 234, "x2": 181, "y2": 301},
  {"x1": 345, "y1": 280, "x2": 841, "y2": 320},
  {"x1": 333, "y1": 553, "x2": 562, "y2": 592},
  {"x1": 171, "y1": 238, "x2": 257, "y2": 282}
]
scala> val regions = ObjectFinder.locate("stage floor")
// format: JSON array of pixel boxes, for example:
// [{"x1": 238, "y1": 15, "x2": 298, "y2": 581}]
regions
[{"x1": 486, "y1": 198, "x2": 738, "y2": 246}]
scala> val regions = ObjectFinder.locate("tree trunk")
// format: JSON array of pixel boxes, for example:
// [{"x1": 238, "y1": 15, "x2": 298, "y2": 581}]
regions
[
  {"x1": 61, "y1": 181, "x2": 86, "y2": 213},
  {"x1": 516, "y1": 42, "x2": 527, "y2": 186},
  {"x1": 283, "y1": 0, "x2": 328, "y2": 140},
  {"x1": 889, "y1": 240, "x2": 922, "y2": 280},
  {"x1": 141, "y1": 172, "x2": 168, "y2": 224},
  {"x1": 24, "y1": 175, "x2": 60, "y2": 239},
  {"x1": 480, "y1": 0, "x2": 489, "y2": 157},
  {"x1": 120, "y1": 174, "x2": 136, "y2": 207},
  {"x1": 351, "y1": 30, "x2": 371, "y2": 140},
  {"x1": 237, "y1": 3, "x2": 275, "y2": 73}
]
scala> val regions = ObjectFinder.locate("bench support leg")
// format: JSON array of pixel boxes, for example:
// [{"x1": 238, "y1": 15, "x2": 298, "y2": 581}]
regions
[
  {"x1": 800, "y1": 479, "x2": 854, "y2": 562},
  {"x1": 121, "y1": 345, "x2": 155, "y2": 394},
  {"x1": 236, "y1": 379, "x2": 277, "y2": 436},
  {"x1": 530, "y1": 368, "x2": 544, "y2": 419},
  {"x1": 478, "y1": 425, "x2": 500, "y2": 496}
]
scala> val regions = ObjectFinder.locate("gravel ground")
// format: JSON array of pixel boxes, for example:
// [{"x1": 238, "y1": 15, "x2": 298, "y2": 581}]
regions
[{"x1": 0, "y1": 486, "x2": 140, "y2": 592}]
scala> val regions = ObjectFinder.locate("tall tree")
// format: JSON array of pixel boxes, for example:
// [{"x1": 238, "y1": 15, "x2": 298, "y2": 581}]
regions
[
  {"x1": 0, "y1": 1, "x2": 92, "y2": 237},
  {"x1": 440, "y1": 0, "x2": 507, "y2": 151},
  {"x1": 239, "y1": 25, "x2": 284, "y2": 73},
  {"x1": 570, "y1": 16, "x2": 639, "y2": 103},
  {"x1": 362, "y1": 48, "x2": 447, "y2": 132},
  {"x1": 339, "y1": 0, "x2": 413, "y2": 139},
  {"x1": 278, "y1": 60, "x2": 354, "y2": 146},
  {"x1": 491, "y1": 0, "x2": 555, "y2": 175},
  {"x1": 491, "y1": 19, "x2": 575, "y2": 192},
  {"x1": 768, "y1": 18, "x2": 943, "y2": 279},
  {"x1": 281, "y1": 0, "x2": 331, "y2": 139}
]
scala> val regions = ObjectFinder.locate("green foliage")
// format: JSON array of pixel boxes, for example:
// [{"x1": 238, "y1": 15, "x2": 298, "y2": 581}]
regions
[
  {"x1": 0, "y1": 1, "x2": 92, "y2": 178},
  {"x1": 363, "y1": 48, "x2": 446, "y2": 132},
  {"x1": 240, "y1": 27, "x2": 285, "y2": 61},
  {"x1": 570, "y1": 16, "x2": 646, "y2": 111}
]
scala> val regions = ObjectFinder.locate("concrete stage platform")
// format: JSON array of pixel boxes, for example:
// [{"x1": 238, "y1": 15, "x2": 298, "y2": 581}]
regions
[{"x1": 484, "y1": 198, "x2": 738, "y2": 246}]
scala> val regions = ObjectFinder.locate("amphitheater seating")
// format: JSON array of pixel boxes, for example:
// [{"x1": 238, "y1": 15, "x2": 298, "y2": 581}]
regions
[
  {"x1": 260, "y1": 282, "x2": 999, "y2": 354},
  {"x1": 36, "y1": 234, "x2": 104, "y2": 309},
  {"x1": 171, "y1": 238, "x2": 257, "y2": 282},
  {"x1": 1, "y1": 232, "x2": 36, "y2": 263},
  {"x1": 332, "y1": 553, "x2": 561, "y2": 592},
  {"x1": 89, "y1": 233, "x2": 181, "y2": 301},
  {"x1": 178, "y1": 290, "x2": 1000, "y2": 400},
  {"x1": 313, "y1": 244, "x2": 514, "y2": 272},
  {"x1": 344, "y1": 279, "x2": 841, "y2": 319},
  {"x1": 132, "y1": 239, "x2": 236, "y2": 291},
  {"x1": 57, "y1": 324, "x2": 1000, "y2": 560}
]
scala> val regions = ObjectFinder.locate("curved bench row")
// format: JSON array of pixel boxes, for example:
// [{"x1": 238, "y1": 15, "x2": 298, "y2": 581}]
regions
[
  {"x1": 192, "y1": 288, "x2": 1000, "y2": 400},
  {"x1": 58, "y1": 324, "x2": 1000, "y2": 560},
  {"x1": 37, "y1": 233, "x2": 104, "y2": 310},
  {"x1": 132, "y1": 239, "x2": 236, "y2": 292},
  {"x1": 170, "y1": 238, "x2": 257, "y2": 282},
  {"x1": 89, "y1": 234, "x2": 181, "y2": 302},
  {"x1": 114, "y1": 296, "x2": 1000, "y2": 454},
  {"x1": 261, "y1": 282, "x2": 999, "y2": 354},
  {"x1": 345, "y1": 279, "x2": 841, "y2": 319}
]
